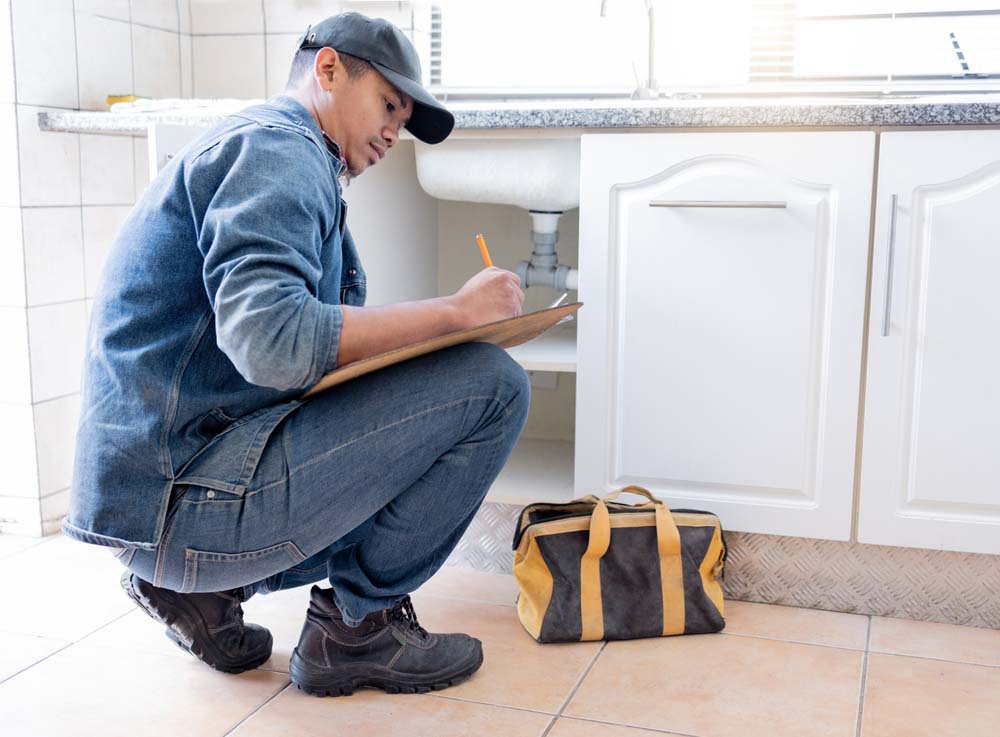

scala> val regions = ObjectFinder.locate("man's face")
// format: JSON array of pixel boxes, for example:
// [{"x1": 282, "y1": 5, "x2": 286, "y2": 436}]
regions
[{"x1": 315, "y1": 50, "x2": 412, "y2": 177}]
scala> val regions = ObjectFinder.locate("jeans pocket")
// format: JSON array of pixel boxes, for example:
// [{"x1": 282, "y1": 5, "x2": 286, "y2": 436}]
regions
[{"x1": 180, "y1": 541, "x2": 308, "y2": 594}]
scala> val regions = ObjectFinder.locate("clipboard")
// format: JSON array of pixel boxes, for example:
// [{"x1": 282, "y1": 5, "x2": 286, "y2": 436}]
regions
[{"x1": 301, "y1": 301, "x2": 583, "y2": 398}]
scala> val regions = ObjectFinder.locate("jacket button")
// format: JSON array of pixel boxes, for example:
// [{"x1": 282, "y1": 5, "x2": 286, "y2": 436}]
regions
[
  {"x1": 206, "y1": 490, "x2": 216, "y2": 499},
  {"x1": 348, "y1": 268, "x2": 357, "y2": 276}
]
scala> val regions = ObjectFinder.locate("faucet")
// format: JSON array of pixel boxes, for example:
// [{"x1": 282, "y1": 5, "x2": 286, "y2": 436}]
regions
[{"x1": 600, "y1": 0, "x2": 659, "y2": 99}]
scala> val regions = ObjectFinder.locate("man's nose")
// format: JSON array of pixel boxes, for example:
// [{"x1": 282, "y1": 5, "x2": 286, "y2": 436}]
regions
[{"x1": 383, "y1": 129, "x2": 398, "y2": 149}]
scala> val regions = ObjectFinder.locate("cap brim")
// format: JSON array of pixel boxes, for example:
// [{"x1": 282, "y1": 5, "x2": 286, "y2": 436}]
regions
[{"x1": 370, "y1": 61, "x2": 454, "y2": 145}]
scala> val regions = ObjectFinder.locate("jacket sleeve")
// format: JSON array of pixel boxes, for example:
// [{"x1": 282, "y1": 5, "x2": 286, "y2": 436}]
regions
[{"x1": 190, "y1": 124, "x2": 343, "y2": 391}]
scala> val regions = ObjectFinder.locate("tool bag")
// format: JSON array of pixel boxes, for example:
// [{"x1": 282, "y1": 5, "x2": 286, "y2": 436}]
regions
[{"x1": 512, "y1": 485, "x2": 727, "y2": 643}]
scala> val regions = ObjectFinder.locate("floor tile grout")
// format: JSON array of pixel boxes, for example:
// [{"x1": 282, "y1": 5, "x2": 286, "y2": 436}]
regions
[
  {"x1": 538, "y1": 640, "x2": 609, "y2": 737},
  {"x1": 221, "y1": 680, "x2": 293, "y2": 737},
  {"x1": 557, "y1": 714, "x2": 704, "y2": 736},
  {"x1": 854, "y1": 616, "x2": 873, "y2": 737},
  {"x1": 426, "y1": 692, "x2": 559, "y2": 717},
  {"x1": 0, "y1": 607, "x2": 136, "y2": 688},
  {"x1": 720, "y1": 630, "x2": 868, "y2": 652}
]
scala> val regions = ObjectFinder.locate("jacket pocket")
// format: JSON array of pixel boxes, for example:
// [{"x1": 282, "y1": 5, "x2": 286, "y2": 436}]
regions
[
  {"x1": 174, "y1": 399, "x2": 305, "y2": 495},
  {"x1": 194, "y1": 407, "x2": 239, "y2": 442},
  {"x1": 179, "y1": 540, "x2": 307, "y2": 594}
]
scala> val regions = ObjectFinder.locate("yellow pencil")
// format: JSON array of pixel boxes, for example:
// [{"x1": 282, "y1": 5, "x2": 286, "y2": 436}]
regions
[{"x1": 475, "y1": 233, "x2": 493, "y2": 268}]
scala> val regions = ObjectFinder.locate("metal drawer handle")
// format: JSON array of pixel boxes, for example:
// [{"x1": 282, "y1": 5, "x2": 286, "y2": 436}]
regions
[
  {"x1": 649, "y1": 200, "x2": 787, "y2": 209},
  {"x1": 881, "y1": 194, "x2": 898, "y2": 338}
]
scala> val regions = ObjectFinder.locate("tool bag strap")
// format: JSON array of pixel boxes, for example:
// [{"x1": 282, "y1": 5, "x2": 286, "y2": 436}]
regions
[{"x1": 580, "y1": 485, "x2": 685, "y2": 639}]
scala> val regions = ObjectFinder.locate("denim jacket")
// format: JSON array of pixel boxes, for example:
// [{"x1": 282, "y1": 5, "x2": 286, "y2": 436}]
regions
[{"x1": 64, "y1": 95, "x2": 366, "y2": 550}]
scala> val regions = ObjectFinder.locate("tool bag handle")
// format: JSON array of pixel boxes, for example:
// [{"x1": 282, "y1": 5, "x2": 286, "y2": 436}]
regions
[
  {"x1": 583, "y1": 485, "x2": 681, "y2": 561},
  {"x1": 579, "y1": 485, "x2": 685, "y2": 639}
]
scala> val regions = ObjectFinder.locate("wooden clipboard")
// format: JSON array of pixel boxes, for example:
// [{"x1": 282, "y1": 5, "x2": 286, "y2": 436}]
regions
[{"x1": 301, "y1": 302, "x2": 582, "y2": 398}]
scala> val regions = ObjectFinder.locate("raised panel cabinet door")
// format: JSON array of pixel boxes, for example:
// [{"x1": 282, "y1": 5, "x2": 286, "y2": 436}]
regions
[
  {"x1": 859, "y1": 131, "x2": 1000, "y2": 555},
  {"x1": 576, "y1": 132, "x2": 875, "y2": 540}
]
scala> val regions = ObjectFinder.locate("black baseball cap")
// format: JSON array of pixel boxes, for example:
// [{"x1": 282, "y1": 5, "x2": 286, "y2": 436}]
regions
[{"x1": 298, "y1": 12, "x2": 454, "y2": 144}]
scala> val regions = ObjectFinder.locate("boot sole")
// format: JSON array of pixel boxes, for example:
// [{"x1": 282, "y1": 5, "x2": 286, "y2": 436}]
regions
[
  {"x1": 121, "y1": 573, "x2": 272, "y2": 675},
  {"x1": 289, "y1": 645, "x2": 484, "y2": 697}
]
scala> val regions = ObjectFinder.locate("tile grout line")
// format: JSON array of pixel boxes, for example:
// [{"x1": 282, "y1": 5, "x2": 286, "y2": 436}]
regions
[
  {"x1": 0, "y1": 606, "x2": 135, "y2": 687},
  {"x1": 539, "y1": 640, "x2": 609, "y2": 737},
  {"x1": 221, "y1": 680, "x2": 293, "y2": 737},
  {"x1": 560, "y1": 714, "x2": 703, "y2": 737},
  {"x1": 854, "y1": 616, "x2": 873, "y2": 737},
  {"x1": 719, "y1": 630, "x2": 868, "y2": 653}
]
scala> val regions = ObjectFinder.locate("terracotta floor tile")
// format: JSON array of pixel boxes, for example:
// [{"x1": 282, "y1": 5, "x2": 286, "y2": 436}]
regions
[
  {"x1": 723, "y1": 600, "x2": 868, "y2": 649},
  {"x1": 0, "y1": 630, "x2": 69, "y2": 683},
  {"x1": 230, "y1": 688, "x2": 552, "y2": 737},
  {"x1": 0, "y1": 641, "x2": 289, "y2": 737},
  {"x1": 409, "y1": 593, "x2": 602, "y2": 713},
  {"x1": 565, "y1": 634, "x2": 863, "y2": 737},
  {"x1": 869, "y1": 616, "x2": 1000, "y2": 668},
  {"x1": 78, "y1": 584, "x2": 314, "y2": 674},
  {"x1": 0, "y1": 534, "x2": 134, "y2": 639},
  {"x1": 415, "y1": 565, "x2": 521, "y2": 607},
  {"x1": 861, "y1": 653, "x2": 1000, "y2": 737},
  {"x1": 548, "y1": 717, "x2": 685, "y2": 737}
]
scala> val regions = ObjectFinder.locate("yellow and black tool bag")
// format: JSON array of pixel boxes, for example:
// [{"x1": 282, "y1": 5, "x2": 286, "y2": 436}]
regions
[{"x1": 512, "y1": 485, "x2": 727, "y2": 643}]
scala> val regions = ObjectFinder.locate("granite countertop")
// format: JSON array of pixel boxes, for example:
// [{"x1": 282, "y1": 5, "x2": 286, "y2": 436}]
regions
[{"x1": 37, "y1": 95, "x2": 1000, "y2": 135}]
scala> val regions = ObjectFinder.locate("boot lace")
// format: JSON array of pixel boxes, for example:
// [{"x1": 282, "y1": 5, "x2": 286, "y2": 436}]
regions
[{"x1": 388, "y1": 595, "x2": 428, "y2": 638}]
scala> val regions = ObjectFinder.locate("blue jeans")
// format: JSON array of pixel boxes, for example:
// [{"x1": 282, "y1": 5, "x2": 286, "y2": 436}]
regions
[{"x1": 118, "y1": 343, "x2": 530, "y2": 626}]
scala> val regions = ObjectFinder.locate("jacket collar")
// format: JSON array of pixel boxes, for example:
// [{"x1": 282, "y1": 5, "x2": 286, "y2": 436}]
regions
[{"x1": 267, "y1": 94, "x2": 349, "y2": 177}]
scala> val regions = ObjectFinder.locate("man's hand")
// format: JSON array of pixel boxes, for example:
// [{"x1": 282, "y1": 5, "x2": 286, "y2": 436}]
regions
[{"x1": 448, "y1": 267, "x2": 525, "y2": 330}]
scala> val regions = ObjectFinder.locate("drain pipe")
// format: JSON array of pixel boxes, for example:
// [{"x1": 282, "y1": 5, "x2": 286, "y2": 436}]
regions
[{"x1": 515, "y1": 211, "x2": 579, "y2": 292}]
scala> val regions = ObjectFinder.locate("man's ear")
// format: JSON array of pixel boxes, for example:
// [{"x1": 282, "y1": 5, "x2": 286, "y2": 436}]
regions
[{"x1": 314, "y1": 47, "x2": 340, "y2": 91}]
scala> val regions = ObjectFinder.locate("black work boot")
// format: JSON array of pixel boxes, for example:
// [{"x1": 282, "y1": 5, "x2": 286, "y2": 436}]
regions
[
  {"x1": 289, "y1": 585, "x2": 483, "y2": 697},
  {"x1": 120, "y1": 571, "x2": 272, "y2": 674}
]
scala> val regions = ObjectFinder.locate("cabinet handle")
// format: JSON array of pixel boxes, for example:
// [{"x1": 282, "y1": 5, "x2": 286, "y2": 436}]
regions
[
  {"x1": 881, "y1": 194, "x2": 899, "y2": 338},
  {"x1": 649, "y1": 200, "x2": 787, "y2": 209}
]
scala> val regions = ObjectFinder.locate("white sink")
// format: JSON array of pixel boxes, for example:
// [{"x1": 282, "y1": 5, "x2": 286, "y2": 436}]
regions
[{"x1": 413, "y1": 138, "x2": 581, "y2": 212}]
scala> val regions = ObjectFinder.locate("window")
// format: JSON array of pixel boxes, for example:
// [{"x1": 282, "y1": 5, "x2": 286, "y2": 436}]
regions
[{"x1": 429, "y1": 1, "x2": 1000, "y2": 97}]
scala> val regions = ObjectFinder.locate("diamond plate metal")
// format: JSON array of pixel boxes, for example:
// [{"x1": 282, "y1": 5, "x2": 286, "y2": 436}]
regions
[{"x1": 446, "y1": 501, "x2": 1000, "y2": 629}]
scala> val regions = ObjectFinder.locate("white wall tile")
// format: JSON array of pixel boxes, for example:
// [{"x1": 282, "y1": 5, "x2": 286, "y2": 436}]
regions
[
  {"x1": 0, "y1": 103, "x2": 19, "y2": 207},
  {"x1": 27, "y1": 300, "x2": 87, "y2": 403},
  {"x1": 0, "y1": 206, "x2": 25, "y2": 308},
  {"x1": 33, "y1": 393, "x2": 81, "y2": 498},
  {"x1": 22, "y1": 207, "x2": 85, "y2": 306},
  {"x1": 82, "y1": 206, "x2": 130, "y2": 298},
  {"x1": 0, "y1": 0, "x2": 15, "y2": 104},
  {"x1": 16, "y1": 105, "x2": 80, "y2": 207},
  {"x1": 0, "y1": 402, "x2": 39, "y2": 498},
  {"x1": 263, "y1": 0, "x2": 342, "y2": 34},
  {"x1": 10, "y1": 0, "x2": 78, "y2": 109},
  {"x1": 178, "y1": 0, "x2": 192, "y2": 34},
  {"x1": 80, "y1": 135, "x2": 134, "y2": 205},
  {"x1": 133, "y1": 136, "x2": 150, "y2": 199},
  {"x1": 0, "y1": 494, "x2": 41, "y2": 535},
  {"x1": 265, "y1": 33, "x2": 299, "y2": 96},
  {"x1": 76, "y1": 14, "x2": 133, "y2": 111},
  {"x1": 0, "y1": 306, "x2": 32, "y2": 403},
  {"x1": 40, "y1": 487, "x2": 70, "y2": 534},
  {"x1": 193, "y1": 35, "x2": 265, "y2": 98},
  {"x1": 75, "y1": 0, "x2": 130, "y2": 22},
  {"x1": 180, "y1": 33, "x2": 193, "y2": 98},
  {"x1": 191, "y1": 0, "x2": 264, "y2": 34},
  {"x1": 130, "y1": 0, "x2": 178, "y2": 31},
  {"x1": 132, "y1": 26, "x2": 181, "y2": 99}
]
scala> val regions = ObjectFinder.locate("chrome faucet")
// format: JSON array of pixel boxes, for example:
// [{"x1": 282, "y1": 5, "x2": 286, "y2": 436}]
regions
[{"x1": 600, "y1": 0, "x2": 659, "y2": 99}]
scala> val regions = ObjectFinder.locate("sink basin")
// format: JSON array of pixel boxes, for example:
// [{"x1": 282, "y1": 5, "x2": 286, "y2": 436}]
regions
[{"x1": 413, "y1": 138, "x2": 580, "y2": 212}]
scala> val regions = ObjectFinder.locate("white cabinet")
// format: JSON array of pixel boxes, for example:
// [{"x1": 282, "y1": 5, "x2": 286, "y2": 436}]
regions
[
  {"x1": 576, "y1": 132, "x2": 875, "y2": 540},
  {"x1": 858, "y1": 131, "x2": 1000, "y2": 555}
]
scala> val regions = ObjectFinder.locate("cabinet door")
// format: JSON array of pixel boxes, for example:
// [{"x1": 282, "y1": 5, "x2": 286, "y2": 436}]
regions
[
  {"x1": 858, "y1": 131, "x2": 1000, "y2": 554},
  {"x1": 576, "y1": 132, "x2": 874, "y2": 540}
]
